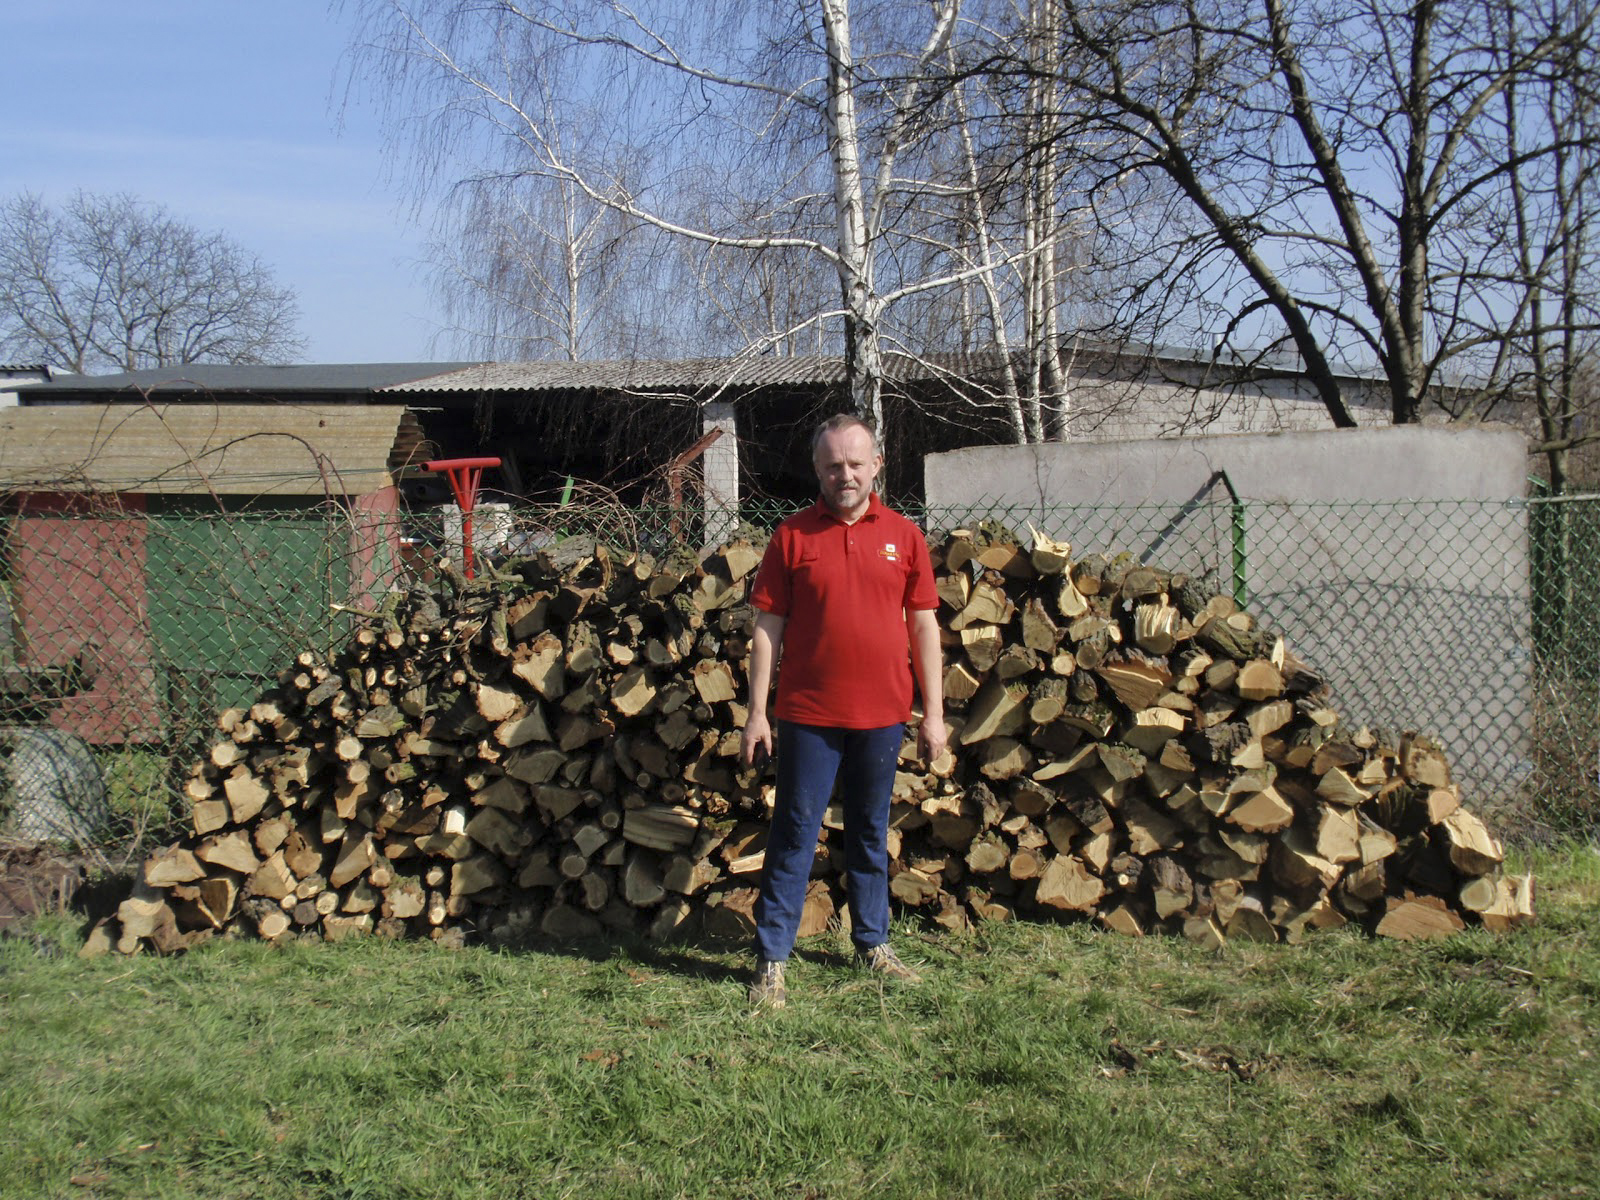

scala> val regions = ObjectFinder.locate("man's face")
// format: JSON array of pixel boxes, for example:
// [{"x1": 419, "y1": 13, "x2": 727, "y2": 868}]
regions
[{"x1": 813, "y1": 424, "x2": 883, "y2": 518}]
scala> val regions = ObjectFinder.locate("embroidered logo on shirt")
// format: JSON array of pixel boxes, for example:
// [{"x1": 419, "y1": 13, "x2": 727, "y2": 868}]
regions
[{"x1": 879, "y1": 542, "x2": 899, "y2": 562}]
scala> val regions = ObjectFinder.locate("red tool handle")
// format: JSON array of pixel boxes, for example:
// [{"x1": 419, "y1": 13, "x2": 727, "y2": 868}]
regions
[{"x1": 423, "y1": 457, "x2": 502, "y2": 579}]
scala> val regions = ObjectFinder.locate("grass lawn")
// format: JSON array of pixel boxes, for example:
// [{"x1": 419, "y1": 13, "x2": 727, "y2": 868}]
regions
[{"x1": 1, "y1": 843, "x2": 1596, "y2": 1200}]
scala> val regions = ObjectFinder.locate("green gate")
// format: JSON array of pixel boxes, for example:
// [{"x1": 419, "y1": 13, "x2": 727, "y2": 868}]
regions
[{"x1": 145, "y1": 510, "x2": 347, "y2": 733}]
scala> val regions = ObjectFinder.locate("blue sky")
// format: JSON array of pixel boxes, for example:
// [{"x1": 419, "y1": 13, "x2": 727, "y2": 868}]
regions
[{"x1": 3, "y1": 1, "x2": 448, "y2": 365}]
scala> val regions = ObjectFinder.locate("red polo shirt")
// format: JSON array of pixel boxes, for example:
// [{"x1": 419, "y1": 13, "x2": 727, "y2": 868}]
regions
[{"x1": 749, "y1": 492, "x2": 938, "y2": 729}]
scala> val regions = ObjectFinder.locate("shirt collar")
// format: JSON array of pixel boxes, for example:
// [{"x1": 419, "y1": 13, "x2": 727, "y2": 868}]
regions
[{"x1": 812, "y1": 490, "x2": 882, "y2": 526}]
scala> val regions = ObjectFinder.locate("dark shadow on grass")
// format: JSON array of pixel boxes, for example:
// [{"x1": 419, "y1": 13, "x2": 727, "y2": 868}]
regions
[
  {"x1": 485, "y1": 922, "x2": 864, "y2": 987},
  {"x1": 487, "y1": 926, "x2": 746, "y2": 984}
]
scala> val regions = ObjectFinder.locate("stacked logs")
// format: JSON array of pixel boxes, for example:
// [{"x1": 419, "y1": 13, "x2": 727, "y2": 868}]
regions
[
  {"x1": 898, "y1": 525, "x2": 1533, "y2": 944},
  {"x1": 92, "y1": 524, "x2": 1533, "y2": 957}
]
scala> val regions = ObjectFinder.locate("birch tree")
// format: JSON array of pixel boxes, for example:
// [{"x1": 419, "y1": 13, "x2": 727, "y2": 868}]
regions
[
  {"x1": 828, "y1": 0, "x2": 1089, "y2": 444},
  {"x1": 429, "y1": 170, "x2": 682, "y2": 362},
  {"x1": 347, "y1": 0, "x2": 1008, "y2": 433}
]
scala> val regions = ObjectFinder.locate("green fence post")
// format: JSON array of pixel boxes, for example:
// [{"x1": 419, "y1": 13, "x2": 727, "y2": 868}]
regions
[{"x1": 1215, "y1": 470, "x2": 1249, "y2": 607}]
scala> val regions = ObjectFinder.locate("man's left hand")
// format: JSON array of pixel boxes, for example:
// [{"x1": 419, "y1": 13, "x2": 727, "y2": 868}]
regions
[{"x1": 918, "y1": 713, "x2": 949, "y2": 765}]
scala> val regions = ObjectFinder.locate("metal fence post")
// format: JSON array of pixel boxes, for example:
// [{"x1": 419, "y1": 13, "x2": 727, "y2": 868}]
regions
[{"x1": 1213, "y1": 470, "x2": 1249, "y2": 607}]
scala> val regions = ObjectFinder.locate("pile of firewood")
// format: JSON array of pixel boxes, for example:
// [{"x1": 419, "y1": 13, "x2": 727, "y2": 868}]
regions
[{"x1": 90, "y1": 524, "x2": 1533, "y2": 957}]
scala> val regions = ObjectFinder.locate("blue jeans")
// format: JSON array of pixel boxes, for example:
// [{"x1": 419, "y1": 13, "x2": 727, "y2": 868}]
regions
[{"x1": 753, "y1": 719, "x2": 904, "y2": 963}]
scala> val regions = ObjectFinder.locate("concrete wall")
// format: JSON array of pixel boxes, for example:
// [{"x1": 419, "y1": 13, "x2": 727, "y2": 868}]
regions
[
  {"x1": 924, "y1": 426, "x2": 1532, "y2": 800},
  {"x1": 1060, "y1": 363, "x2": 1394, "y2": 442}
]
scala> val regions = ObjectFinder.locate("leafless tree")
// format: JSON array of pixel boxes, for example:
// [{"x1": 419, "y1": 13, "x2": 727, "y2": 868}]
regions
[
  {"x1": 0, "y1": 191, "x2": 304, "y2": 373},
  {"x1": 346, "y1": 0, "x2": 1063, "y2": 433},
  {"x1": 343, "y1": 0, "x2": 1600, "y2": 458},
  {"x1": 1011, "y1": 0, "x2": 1600, "y2": 430},
  {"x1": 1467, "y1": 0, "x2": 1600, "y2": 492},
  {"x1": 405, "y1": 46, "x2": 700, "y2": 362},
  {"x1": 429, "y1": 170, "x2": 689, "y2": 361},
  {"x1": 693, "y1": 234, "x2": 837, "y2": 358},
  {"x1": 893, "y1": 0, "x2": 1084, "y2": 443}
]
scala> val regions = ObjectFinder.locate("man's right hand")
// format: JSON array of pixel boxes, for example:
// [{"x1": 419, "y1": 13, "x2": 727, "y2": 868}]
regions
[{"x1": 741, "y1": 713, "x2": 774, "y2": 768}]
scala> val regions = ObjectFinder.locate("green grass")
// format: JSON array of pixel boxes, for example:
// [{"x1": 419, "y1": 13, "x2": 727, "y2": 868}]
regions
[{"x1": 2, "y1": 844, "x2": 1597, "y2": 1200}]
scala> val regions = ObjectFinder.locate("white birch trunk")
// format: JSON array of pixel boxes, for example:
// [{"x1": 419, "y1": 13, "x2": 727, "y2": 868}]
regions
[
  {"x1": 820, "y1": 0, "x2": 883, "y2": 433},
  {"x1": 1031, "y1": 0, "x2": 1070, "y2": 440},
  {"x1": 951, "y1": 74, "x2": 1027, "y2": 443}
]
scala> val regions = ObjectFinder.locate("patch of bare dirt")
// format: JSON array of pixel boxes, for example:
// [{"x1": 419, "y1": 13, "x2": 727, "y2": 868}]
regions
[{"x1": 0, "y1": 837, "x2": 127, "y2": 934}]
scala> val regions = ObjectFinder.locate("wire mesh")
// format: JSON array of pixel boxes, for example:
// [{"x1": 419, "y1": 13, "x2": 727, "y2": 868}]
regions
[
  {"x1": 0, "y1": 488, "x2": 1594, "y2": 850},
  {"x1": 922, "y1": 495, "x2": 1541, "y2": 808}
]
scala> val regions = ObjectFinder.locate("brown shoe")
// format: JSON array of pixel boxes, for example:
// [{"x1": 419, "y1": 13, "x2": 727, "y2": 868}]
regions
[
  {"x1": 749, "y1": 958, "x2": 787, "y2": 1008},
  {"x1": 857, "y1": 943, "x2": 921, "y2": 983}
]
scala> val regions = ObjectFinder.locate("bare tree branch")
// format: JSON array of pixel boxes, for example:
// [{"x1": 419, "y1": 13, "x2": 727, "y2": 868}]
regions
[{"x1": 0, "y1": 191, "x2": 304, "y2": 373}]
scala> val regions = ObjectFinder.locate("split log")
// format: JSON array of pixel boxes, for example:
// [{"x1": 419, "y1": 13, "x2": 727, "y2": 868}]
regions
[
  {"x1": 1438, "y1": 808, "x2": 1504, "y2": 876},
  {"x1": 949, "y1": 581, "x2": 1015, "y2": 631},
  {"x1": 195, "y1": 832, "x2": 261, "y2": 875},
  {"x1": 797, "y1": 880, "x2": 837, "y2": 937},
  {"x1": 1234, "y1": 660, "x2": 1285, "y2": 701},
  {"x1": 116, "y1": 527, "x2": 1526, "y2": 957},
  {"x1": 1147, "y1": 856, "x2": 1194, "y2": 919},
  {"x1": 622, "y1": 805, "x2": 701, "y2": 853},
  {"x1": 1225, "y1": 787, "x2": 1295, "y2": 834},
  {"x1": 1027, "y1": 526, "x2": 1073, "y2": 576},
  {"x1": 1034, "y1": 855, "x2": 1104, "y2": 913},
  {"x1": 145, "y1": 847, "x2": 205, "y2": 888},
  {"x1": 1375, "y1": 894, "x2": 1467, "y2": 941},
  {"x1": 961, "y1": 679, "x2": 1030, "y2": 743},
  {"x1": 1095, "y1": 660, "x2": 1170, "y2": 713},
  {"x1": 889, "y1": 867, "x2": 942, "y2": 906},
  {"x1": 1478, "y1": 874, "x2": 1535, "y2": 932}
]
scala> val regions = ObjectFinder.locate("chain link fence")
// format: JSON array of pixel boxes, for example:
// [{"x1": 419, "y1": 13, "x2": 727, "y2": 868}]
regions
[
  {"x1": 920, "y1": 493, "x2": 1564, "y2": 830},
  {"x1": 1, "y1": 487, "x2": 1594, "y2": 855},
  {"x1": 0, "y1": 502, "x2": 355, "y2": 859},
  {"x1": 1525, "y1": 494, "x2": 1600, "y2": 834}
]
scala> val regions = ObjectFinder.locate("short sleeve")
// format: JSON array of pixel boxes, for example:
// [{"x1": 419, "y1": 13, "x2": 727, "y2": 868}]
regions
[
  {"x1": 748, "y1": 531, "x2": 791, "y2": 616},
  {"x1": 903, "y1": 528, "x2": 938, "y2": 611}
]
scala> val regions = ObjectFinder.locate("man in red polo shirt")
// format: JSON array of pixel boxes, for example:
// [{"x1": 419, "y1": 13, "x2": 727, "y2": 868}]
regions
[{"x1": 741, "y1": 413, "x2": 947, "y2": 1008}]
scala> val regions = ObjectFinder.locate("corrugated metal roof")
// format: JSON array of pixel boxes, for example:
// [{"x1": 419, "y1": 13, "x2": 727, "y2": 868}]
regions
[
  {"x1": 379, "y1": 351, "x2": 1079, "y2": 395},
  {"x1": 890, "y1": 349, "x2": 1012, "y2": 380},
  {"x1": 382, "y1": 356, "x2": 849, "y2": 394},
  {"x1": 0, "y1": 403, "x2": 429, "y2": 496},
  {"x1": 17, "y1": 362, "x2": 478, "y2": 395},
  {"x1": 4, "y1": 346, "x2": 1390, "y2": 403}
]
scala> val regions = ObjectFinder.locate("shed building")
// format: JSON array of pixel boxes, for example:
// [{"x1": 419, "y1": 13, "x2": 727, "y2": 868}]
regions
[{"x1": 0, "y1": 403, "x2": 429, "y2": 743}]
